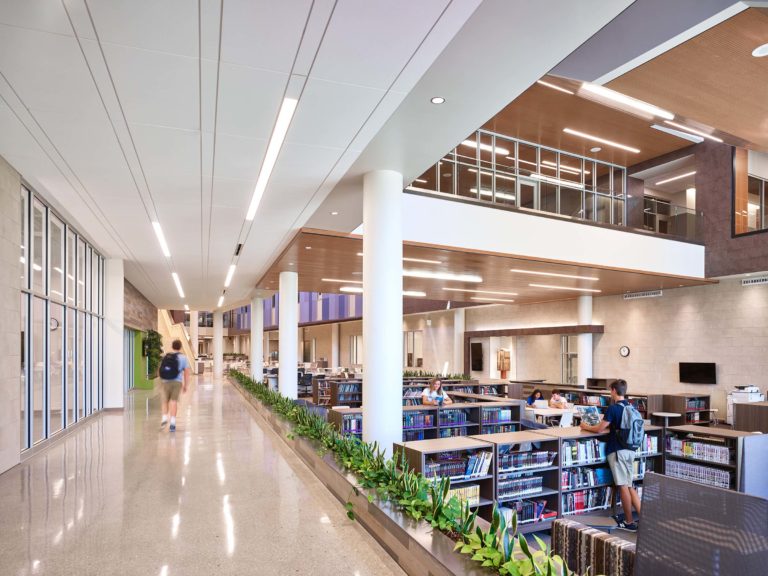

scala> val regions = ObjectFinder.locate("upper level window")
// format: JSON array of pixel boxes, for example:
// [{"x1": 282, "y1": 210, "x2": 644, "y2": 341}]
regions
[{"x1": 735, "y1": 149, "x2": 768, "y2": 235}]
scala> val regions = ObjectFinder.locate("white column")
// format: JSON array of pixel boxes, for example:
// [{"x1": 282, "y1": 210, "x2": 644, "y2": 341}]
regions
[
  {"x1": 189, "y1": 310, "x2": 199, "y2": 364},
  {"x1": 251, "y1": 296, "x2": 264, "y2": 380},
  {"x1": 330, "y1": 322, "x2": 340, "y2": 369},
  {"x1": 103, "y1": 259, "x2": 124, "y2": 409},
  {"x1": 315, "y1": 293, "x2": 323, "y2": 321},
  {"x1": 577, "y1": 295, "x2": 593, "y2": 387},
  {"x1": 453, "y1": 308, "x2": 465, "y2": 375},
  {"x1": 279, "y1": 270, "x2": 298, "y2": 399},
  {"x1": 362, "y1": 170, "x2": 403, "y2": 455},
  {"x1": 213, "y1": 311, "x2": 223, "y2": 377}
]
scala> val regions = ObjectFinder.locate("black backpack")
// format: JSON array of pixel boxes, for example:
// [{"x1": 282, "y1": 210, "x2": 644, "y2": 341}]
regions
[
  {"x1": 616, "y1": 401, "x2": 644, "y2": 451},
  {"x1": 159, "y1": 353, "x2": 181, "y2": 380}
]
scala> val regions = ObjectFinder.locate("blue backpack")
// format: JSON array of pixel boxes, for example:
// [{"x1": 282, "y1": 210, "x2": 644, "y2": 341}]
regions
[{"x1": 616, "y1": 401, "x2": 644, "y2": 450}]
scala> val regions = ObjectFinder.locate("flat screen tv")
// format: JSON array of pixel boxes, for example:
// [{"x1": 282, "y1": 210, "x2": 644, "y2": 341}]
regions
[
  {"x1": 470, "y1": 342, "x2": 483, "y2": 371},
  {"x1": 679, "y1": 362, "x2": 716, "y2": 384}
]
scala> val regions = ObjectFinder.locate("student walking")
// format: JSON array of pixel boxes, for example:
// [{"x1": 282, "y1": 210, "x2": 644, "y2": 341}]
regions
[
  {"x1": 159, "y1": 339, "x2": 190, "y2": 432},
  {"x1": 579, "y1": 379, "x2": 644, "y2": 532}
]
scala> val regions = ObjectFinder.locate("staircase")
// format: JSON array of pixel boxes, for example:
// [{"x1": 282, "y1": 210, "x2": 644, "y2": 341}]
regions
[{"x1": 157, "y1": 309, "x2": 198, "y2": 373}]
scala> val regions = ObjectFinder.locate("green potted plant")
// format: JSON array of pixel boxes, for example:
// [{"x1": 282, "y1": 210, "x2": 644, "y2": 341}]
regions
[{"x1": 143, "y1": 329, "x2": 163, "y2": 379}]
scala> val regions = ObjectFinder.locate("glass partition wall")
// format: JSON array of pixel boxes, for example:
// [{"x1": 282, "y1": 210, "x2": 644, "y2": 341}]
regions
[
  {"x1": 411, "y1": 130, "x2": 627, "y2": 227},
  {"x1": 19, "y1": 186, "x2": 104, "y2": 451}
]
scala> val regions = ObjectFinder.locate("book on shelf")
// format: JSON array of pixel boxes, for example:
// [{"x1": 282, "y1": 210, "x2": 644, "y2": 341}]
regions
[
  {"x1": 636, "y1": 433, "x2": 659, "y2": 455},
  {"x1": 575, "y1": 406, "x2": 601, "y2": 426},
  {"x1": 403, "y1": 412, "x2": 435, "y2": 429},
  {"x1": 481, "y1": 407, "x2": 514, "y2": 424},
  {"x1": 439, "y1": 409, "x2": 470, "y2": 426},
  {"x1": 402, "y1": 389, "x2": 423, "y2": 406},
  {"x1": 481, "y1": 424, "x2": 517, "y2": 434},
  {"x1": 498, "y1": 450, "x2": 556, "y2": 472},
  {"x1": 498, "y1": 475, "x2": 544, "y2": 499},
  {"x1": 687, "y1": 398, "x2": 708, "y2": 410},
  {"x1": 561, "y1": 467, "x2": 612, "y2": 490},
  {"x1": 562, "y1": 439, "x2": 607, "y2": 466},
  {"x1": 439, "y1": 427, "x2": 467, "y2": 438},
  {"x1": 338, "y1": 383, "x2": 361, "y2": 393},
  {"x1": 500, "y1": 500, "x2": 556, "y2": 525},
  {"x1": 447, "y1": 484, "x2": 480, "y2": 507},
  {"x1": 342, "y1": 414, "x2": 362, "y2": 433},
  {"x1": 666, "y1": 437, "x2": 731, "y2": 464},
  {"x1": 479, "y1": 385, "x2": 500, "y2": 395},
  {"x1": 404, "y1": 430, "x2": 426, "y2": 441},
  {"x1": 665, "y1": 459, "x2": 731, "y2": 489},
  {"x1": 562, "y1": 486, "x2": 613, "y2": 515},
  {"x1": 424, "y1": 450, "x2": 493, "y2": 479}
]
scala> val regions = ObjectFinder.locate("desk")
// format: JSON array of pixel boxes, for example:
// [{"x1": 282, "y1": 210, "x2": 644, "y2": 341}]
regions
[{"x1": 525, "y1": 406, "x2": 575, "y2": 426}]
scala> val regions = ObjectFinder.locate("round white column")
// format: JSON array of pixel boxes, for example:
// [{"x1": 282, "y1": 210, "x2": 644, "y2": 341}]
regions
[
  {"x1": 577, "y1": 295, "x2": 593, "y2": 387},
  {"x1": 279, "y1": 271, "x2": 298, "y2": 399},
  {"x1": 250, "y1": 296, "x2": 264, "y2": 381},
  {"x1": 189, "y1": 311, "x2": 199, "y2": 362},
  {"x1": 213, "y1": 311, "x2": 223, "y2": 377},
  {"x1": 330, "y1": 322, "x2": 340, "y2": 370},
  {"x1": 362, "y1": 170, "x2": 403, "y2": 455}
]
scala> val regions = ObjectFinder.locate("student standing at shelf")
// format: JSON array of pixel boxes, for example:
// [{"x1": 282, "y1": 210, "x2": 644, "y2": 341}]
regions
[
  {"x1": 549, "y1": 390, "x2": 568, "y2": 409},
  {"x1": 527, "y1": 388, "x2": 543, "y2": 406},
  {"x1": 579, "y1": 379, "x2": 643, "y2": 533},
  {"x1": 421, "y1": 379, "x2": 453, "y2": 405}
]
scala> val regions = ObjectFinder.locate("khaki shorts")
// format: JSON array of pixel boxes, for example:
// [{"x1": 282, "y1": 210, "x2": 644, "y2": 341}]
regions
[
  {"x1": 607, "y1": 450, "x2": 634, "y2": 487},
  {"x1": 160, "y1": 379, "x2": 182, "y2": 403}
]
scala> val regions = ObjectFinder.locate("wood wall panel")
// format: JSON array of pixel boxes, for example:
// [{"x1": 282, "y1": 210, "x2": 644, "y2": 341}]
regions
[{"x1": 734, "y1": 147, "x2": 749, "y2": 235}]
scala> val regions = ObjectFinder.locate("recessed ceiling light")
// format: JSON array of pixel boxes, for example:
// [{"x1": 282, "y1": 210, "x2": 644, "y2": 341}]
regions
[
  {"x1": 471, "y1": 296, "x2": 516, "y2": 303},
  {"x1": 461, "y1": 140, "x2": 510, "y2": 156},
  {"x1": 662, "y1": 120, "x2": 723, "y2": 143},
  {"x1": 580, "y1": 83, "x2": 674, "y2": 120},
  {"x1": 510, "y1": 268, "x2": 599, "y2": 281},
  {"x1": 184, "y1": 304, "x2": 189, "y2": 311},
  {"x1": 413, "y1": 178, "x2": 427, "y2": 184},
  {"x1": 288, "y1": 262, "x2": 294, "y2": 266},
  {"x1": 444, "y1": 287, "x2": 518, "y2": 296},
  {"x1": 330, "y1": 211, "x2": 339, "y2": 216},
  {"x1": 246, "y1": 97, "x2": 298, "y2": 221},
  {"x1": 430, "y1": 96, "x2": 445, "y2": 104},
  {"x1": 305, "y1": 246, "x2": 312, "y2": 250},
  {"x1": 403, "y1": 257, "x2": 442, "y2": 265},
  {"x1": 403, "y1": 269, "x2": 482, "y2": 283},
  {"x1": 529, "y1": 283, "x2": 602, "y2": 293},
  {"x1": 224, "y1": 264, "x2": 236, "y2": 288},
  {"x1": 590, "y1": 147, "x2": 602, "y2": 153},
  {"x1": 217, "y1": 295, "x2": 224, "y2": 307},
  {"x1": 152, "y1": 222, "x2": 171, "y2": 258},
  {"x1": 403, "y1": 290, "x2": 427, "y2": 297},
  {"x1": 171, "y1": 272, "x2": 185, "y2": 298},
  {"x1": 752, "y1": 43, "x2": 768, "y2": 57},
  {"x1": 340, "y1": 286, "x2": 364, "y2": 293},
  {"x1": 322, "y1": 278, "x2": 363, "y2": 284},
  {"x1": 655, "y1": 171, "x2": 696, "y2": 186},
  {"x1": 563, "y1": 128, "x2": 640, "y2": 154},
  {"x1": 536, "y1": 80, "x2": 574, "y2": 95}
]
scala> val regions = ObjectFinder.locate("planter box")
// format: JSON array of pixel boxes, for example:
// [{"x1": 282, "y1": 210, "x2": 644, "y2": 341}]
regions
[{"x1": 230, "y1": 377, "x2": 492, "y2": 576}]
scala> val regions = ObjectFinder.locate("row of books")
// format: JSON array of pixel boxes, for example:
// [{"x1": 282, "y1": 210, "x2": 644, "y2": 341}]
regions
[
  {"x1": 342, "y1": 415, "x2": 362, "y2": 433},
  {"x1": 338, "y1": 383, "x2": 361, "y2": 393},
  {"x1": 440, "y1": 409, "x2": 469, "y2": 425},
  {"x1": 498, "y1": 475, "x2": 544, "y2": 499},
  {"x1": 562, "y1": 487, "x2": 613, "y2": 515},
  {"x1": 686, "y1": 411, "x2": 709, "y2": 423},
  {"x1": 498, "y1": 450, "x2": 557, "y2": 472},
  {"x1": 481, "y1": 424, "x2": 517, "y2": 434},
  {"x1": 439, "y1": 428, "x2": 467, "y2": 438},
  {"x1": 667, "y1": 438, "x2": 731, "y2": 464},
  {"x1": 665, "y1": 460, "x2": 732, "y2": 489},
  {"x1": 561, "y1": 439, "x2": 607, "y2": 466},
  {"x1": 403, "y1": 389, "x2": 423, "y2": 405},
  {"x1": 633, "y1": 458, "x2": 651, "y2": 480},
  {"x1": 481, "y1": 408, "x2": 514, "y2": 423},
  {"x1": 404, "y1": 430, "x2": 427, "y2": 441},
  {"x1": 636, "y1": 433, "x2": 659, "y2": 455},
  {"x1": 561, "y1": 467, "x2": 612, "y2": 490},
  {"x1": 447, "y1": 483, "x2": 480, "y2": 507},
  {"x1": 403, "y1": 412, "x2": 435, "y2": 429},
  {"x1": 687, "y1": 398, "x2": 708, "y2": 410},
  {"x1": 500, "y1": 500, "x2": 557, "y2": 525},
  {"x1": 478, "y1": 386, "x2": 500, "y2": 395},
  {"x1": 424, "y1": 451, "x2": 493, "y2": 479}
]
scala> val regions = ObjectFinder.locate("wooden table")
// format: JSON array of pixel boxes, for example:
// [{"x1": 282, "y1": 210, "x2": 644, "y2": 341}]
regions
[{"x1": 525, "y1": 406, "x2": 576, "y2": 426}]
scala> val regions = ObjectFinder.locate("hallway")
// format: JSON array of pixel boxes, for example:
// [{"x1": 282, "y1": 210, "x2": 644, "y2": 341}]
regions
[{"x1": 0, "y1": 374, "x2": 404, "y2": 576}]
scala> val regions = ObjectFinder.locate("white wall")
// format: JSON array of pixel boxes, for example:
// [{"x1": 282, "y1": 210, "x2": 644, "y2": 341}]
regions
[
  {"x1": 402, "y1": 309, "x2": 455, "y2": 374},
  {"x1": 103, "y1": 259, "x2": 124, "y2": 409},
  {"x1": 403, "y1": 193, "x2": 705, "y2": 277}
]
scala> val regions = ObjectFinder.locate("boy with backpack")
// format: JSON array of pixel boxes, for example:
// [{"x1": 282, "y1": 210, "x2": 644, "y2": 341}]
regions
[
  {"x1": 158, "y1": 339, "x2": 190, "y2": 432},
  {"x1": 579, "y1": 379, "x2": 643, "y2": 532}
]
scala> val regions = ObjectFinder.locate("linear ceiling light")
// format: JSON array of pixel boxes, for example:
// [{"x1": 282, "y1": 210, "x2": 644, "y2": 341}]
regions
[
  {"x1": 184, "y1": 304, "x2": 189, "y2": 311},
  {"x1": 340, "y1": 286, "x2": 364, "y2": 293},
  {"x1": 152, "y1": 222, "x2": 171, "y2": 258},
  {"x1": 322, "y1": 278, "x2": 363, "y2": 284},
  {"x1": 246, "y1": 97, "x2": 298, "y2": 221},
  {"x1": 171, "y1": 272, "x2": 185, "y2": 298},
  {"x1": 580, "y1": 83, "x2": 674, "y2": 120},
  {"x1": 224, "y1": 264, "x2": 236, "y2": 288},
  {"x1": 403, "y1": 257, "x2": 442, "y2": 265},
  {"x1": 217, "y1": 295, "x2": 224, "y2": 308},
  {"x1": 444, "y1": 287, "x2": 518, "y2": 296},
  {"x1": 470, "y1": 188, "x2": 517, "y2": 201},
  {"x1": 404, "y1": 269, "x2": 482, "y2": 283},
  {"x1": 471, "y1": 296, "x2": 516, "y2": 303},
  {"x1": 663, "y1": 120, "x2": 723, "y2": 143},
  {"x1": 461, "y1": 140, "x2": 510, "y2": 156},
  {"x1": 414, "y1": 178, "x2": 427, "y2": 183},
  {"x1": 529, "y1": 173, "x2": 584, "y2": 190},
  {"x1": 403, "y1": 290, "x2": 427, "y2": 297},
  {"x1": 536, "y1": 80, "x2": 574, "y2": 95},
  {"x1": 563, "y1": 128, "x2": 640, "y2": 154},
  {"x1": 529, "y1": 283, "x2": 602, "y2": 293},
  {"x1": 541, "y1": 159, "x2": 590, "y2": 175},
  {"x1": 655, "y1": 171, "x2": 696, "y2": 186},
  {"x1": 511, "y1": 268, "x2": 599, "y2": 281},
  {"x1": 650, "y1": 124, "x2": 704, "y2": 144},
  {"x1": 468, "y1": 168, "x2": 516, "y2": 181}
]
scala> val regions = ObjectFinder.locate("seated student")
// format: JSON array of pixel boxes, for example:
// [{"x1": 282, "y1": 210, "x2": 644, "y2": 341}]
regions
[
  {"x1": 421, "y1": 378, "x2": 453, "y2": 406},
  {"x1": 526, "y1": 388, "x2": 543, "y2": 406},
  {"x1": 549, "y1": 390, "x2": 569, "y2": 409}
]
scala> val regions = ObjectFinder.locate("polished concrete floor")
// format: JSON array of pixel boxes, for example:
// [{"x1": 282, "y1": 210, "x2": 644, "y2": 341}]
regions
[{"x1": 0, "y1": 374, "x2": 405, "y2": 576}]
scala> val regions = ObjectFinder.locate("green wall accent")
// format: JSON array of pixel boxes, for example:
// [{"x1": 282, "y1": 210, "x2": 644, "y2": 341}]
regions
[{"x1": 133, "y1": 330, "x2": 153, "y2": 390}]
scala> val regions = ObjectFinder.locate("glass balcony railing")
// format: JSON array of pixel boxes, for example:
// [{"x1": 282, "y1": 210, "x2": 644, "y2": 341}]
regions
[
  {"x1": 408, "y1": 130, "x2": 703, "y2": 242},
  {"x1": 643, "y1": 198, "x2": 703, "y2": 242}
]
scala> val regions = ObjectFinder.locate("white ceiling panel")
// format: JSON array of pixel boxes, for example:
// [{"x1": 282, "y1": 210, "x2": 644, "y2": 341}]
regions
[
  {"x1": 207, "y1": 177, "x2": 253, "y2": 209},
  {"x1": 215, "y1": 63, "x2": 288, "y2": 138},
  {"x1": 310, "y1": 0, "x2": 450, "y2": 90},
  {"x1": 88, "y1": 0, "x2": 198, "y2": 57},
  {"x1": 287, "y1": 78, "x2": 385, "y2": 149},
  {"x1": 100, "y1": 41, "x2": 199, "y2": 130},
  {"x1": 0, "y1": 1, "x2": 73, "y2": 36},
  {"x1": 212, "y1": 133, "x2": 267, "y2": 181},
  {"x1": 219, "y1": 0, "x2": 311, "y2": 72},
  {"x1": 263, "y1": 141, "x2": 343, "y2": 197}
]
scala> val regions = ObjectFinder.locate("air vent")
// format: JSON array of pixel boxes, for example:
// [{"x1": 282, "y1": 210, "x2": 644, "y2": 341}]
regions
[
  {"x1": 234, "y1": 243, "x2": 243, "y2": 256},
  {"x1": 623, "y1": 290, "x2": 663, "y2": 300},
  {"x1": 742, "y1": 276, "x2": 768, "y2": 286}
]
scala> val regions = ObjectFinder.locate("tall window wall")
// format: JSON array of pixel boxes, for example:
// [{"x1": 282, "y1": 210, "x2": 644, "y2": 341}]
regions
[{"x1": 19, "y1": 186, "x2": 104, "y2": 450}]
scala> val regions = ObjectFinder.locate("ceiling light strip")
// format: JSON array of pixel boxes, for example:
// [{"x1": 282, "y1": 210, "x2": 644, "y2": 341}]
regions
[
  {"x1": 461, "y1": 140, "x2": 510, "y2": 156},
  {"x1": 563, "y1": 128, "x2": 640, "y2": 154},
  {"x1": 655, "y1": 171, "x2": 696, "y2": 186},
  {"x1": 471, "y1": 296, "x2": 516, "y2": 303},
  {"x1": 246, "y1": 98, "x2": 299, "y2": 221},
  {"x1": 510, "y1": 268, "x2": 599, "y2": 281},
  {"x1": 171, "y1": 272, "x2": 185, "y2": 298},
  {"x1": 217, "y1": 295, "x2": 224, "y2": 308},
  {"x1": 403, "y1": 257, "x2": 442, "y2": 265},
  {"x1": 663, "y1": 120, "x2": 723, "y2": 143},
  {"x1": 403, "y1": 290, "x2": 427, "y2": 297},
  {"x1": 152, "y1": 222, "x2": 171, "y2": 258},
  {"x1": 580, "y1": 83, "x2": 674, "y2": 120},
  {"x1": 403, "y1": 269, "x2": 482, "y2": 283},
  {"x1": 340, "y1": 286, "x2": 364, "y2": 293},
  {"x1": 536, "y1": 80, "x2": 574, "y2": 95},
  {"x1": 529, "y1": 283, "x2": 601, "y2": 293},
  {"x1": 224, "y1": 264, "x2": 236, "y2": 288},
  {"x1": 444, "y1": 287, "x2": 518, "y2": 296},
  {"x1": 321, "y1": 278, "x2": 363, "y2": 284},
  {"x1": 650, "y1": 124, "x2": 704, "y2": 144}
]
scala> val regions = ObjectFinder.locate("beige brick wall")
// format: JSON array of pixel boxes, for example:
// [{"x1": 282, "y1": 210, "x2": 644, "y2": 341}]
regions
[
  {"x1": 0, "y1": 155, "x2": 21, "y2": 474},
  {"x1": 124, "y1": 279, "x2": 157, "y2": 331},
  {"x1": 402, "y1": 309, "x2": 455, "y2": 373}
]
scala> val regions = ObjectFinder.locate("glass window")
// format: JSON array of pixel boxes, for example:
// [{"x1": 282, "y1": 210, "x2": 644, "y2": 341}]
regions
[
  {"x1": 66, "y1": 230, "x2": 76, "y2": 306},
  {"x1": 21, "y1": 188, "x2": 28, "y2": 290},
  {"x1": 457, "y1": 163, "x2": 479, "y2": 199},
  {"x1": 438, "y1": 154, "x2": 455, "y2": 195},
  {"x1": 20, "y1": 293, "x2": 27, "y2": 450},
  {"x1": 50, "y1": 303, "x2": 64, "y2": 435},
  {"x1": 76, "y1": 239, "x2": 85, "y2": 308},
  {"x1": 32, "y1": 297, "x2": 45, "y2": 444},
  {"x1": 747, "y1": 176, "x2": 764, "y2": 232},
  {"x1": 91, "y1": 315, "x2": 99, "y2": 411},
  {"x1": 85, "y1": 246, "x2": 92, "y2": 312},
  {"x1": 32, "y1": 200, "x2": 46, "y2": 294},
  {"x1": 84, "y1": 313, "x2": 92, "y2": 415},
  {"x1": 91, "y1": 251, "x2": 99, "y2": 313},
  {"x1": 77, "y1": 310, "x2": 85, "y2": 419},
  {"x1": 67, "y1": 307, "x2": 76, "y2": 425},
  {"x1": 50, "y1": 215, "x2": 65, "y2": 302}
]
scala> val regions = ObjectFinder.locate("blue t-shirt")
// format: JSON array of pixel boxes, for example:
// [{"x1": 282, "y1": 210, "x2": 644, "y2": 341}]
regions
[
  {"x1": 170, "y1": 353, "x2": 189, "y2": 382},
  {"x1": 604, "y1": 400, "x2": 630, "y2": 455}
]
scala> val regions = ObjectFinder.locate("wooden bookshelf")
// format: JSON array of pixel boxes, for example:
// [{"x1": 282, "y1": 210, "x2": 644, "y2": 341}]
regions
[
  {"x1": 663, "y1": 394, "x2": 712, "y2": 426},
  {"x1": 664, "y1": 425, "x2": 768, "y2": 498},
  {"x1": 733, "y1": 401, "x2": 768, "y2": 433},
  {"x1": 327, "y1": 407, "x2": 362, "y2": 438},
  {"x1": 330, "y1": 378, "x2": 363, "y2": 407},
  {"x1": 312, "y1": 376, "x2": 330, "y2": 406},
  {"x1": 559, "y1": 391, "x2": 664, "y2": 420}
]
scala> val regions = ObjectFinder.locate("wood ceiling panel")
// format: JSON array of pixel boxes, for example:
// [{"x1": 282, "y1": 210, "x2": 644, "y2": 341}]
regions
[
  {"x1": 607, "y1": 8, "x2": 768, "y2": 151},
  {"x1": 255, "y1": 229, "x2": 714, "y2": 305}
]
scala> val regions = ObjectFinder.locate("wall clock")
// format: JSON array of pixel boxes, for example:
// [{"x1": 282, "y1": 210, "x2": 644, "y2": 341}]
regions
[
  {"x1": 619, "y1": 346, "x2": 630, "y2": 357},
  {"x1": 50, "y1": 317, "x2": 60, "y2": 331}
]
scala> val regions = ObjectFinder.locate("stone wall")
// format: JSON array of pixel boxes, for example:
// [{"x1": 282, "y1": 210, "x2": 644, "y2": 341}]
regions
[
  {"x1": 124, "y1": 280, "x2": 157, "y2": 331},
  {"x1": 0, "y1": 155, "x2": 21, "y2": 474}
]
